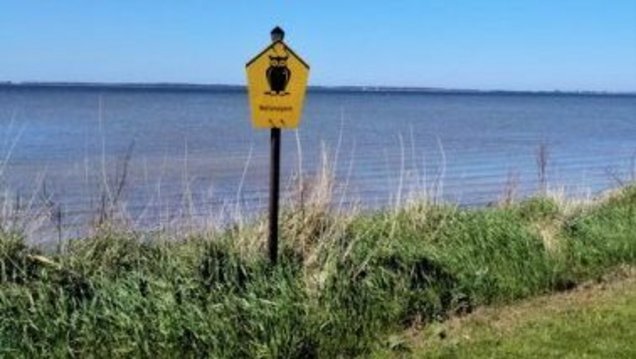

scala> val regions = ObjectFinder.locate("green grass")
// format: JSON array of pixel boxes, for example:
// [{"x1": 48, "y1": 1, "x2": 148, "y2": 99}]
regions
[
  {"x1": 377, "y1": 268, "x2": 636, "y2": 358},
  {"x1": 1, "y1": 186, "x2": 635, "y2": 357}
]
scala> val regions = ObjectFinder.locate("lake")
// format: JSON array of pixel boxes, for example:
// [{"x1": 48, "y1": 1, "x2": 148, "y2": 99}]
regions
[{"x1": 0, "y1": 87, "x2": 635, "y2": 238}]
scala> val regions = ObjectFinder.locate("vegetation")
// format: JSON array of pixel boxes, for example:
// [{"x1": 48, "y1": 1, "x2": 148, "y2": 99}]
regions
[
  {"x1": 375, "y1": 267, "x2": 636, "y2": 358},
  {"x1": 0, "y1": 185, "x2": 635, "y2": 357}
]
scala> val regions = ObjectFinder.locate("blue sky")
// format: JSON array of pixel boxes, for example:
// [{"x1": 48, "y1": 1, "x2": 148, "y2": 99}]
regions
[{"x1": 1, "y1": 1, "x2": 635, "y2": 91}]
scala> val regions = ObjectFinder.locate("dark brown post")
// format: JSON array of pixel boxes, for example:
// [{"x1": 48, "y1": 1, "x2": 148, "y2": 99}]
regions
[
  {"x1": 268, "y1": 26, "x2": 285, "y2": 265},
  {"x1": 269, "y1": 127, "x2": 281, "y2": 265}
]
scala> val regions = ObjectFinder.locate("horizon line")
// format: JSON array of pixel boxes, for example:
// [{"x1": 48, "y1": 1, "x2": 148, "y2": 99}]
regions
[{"x1": 1, "y1": 80, "x2": 634, "y2": 96}]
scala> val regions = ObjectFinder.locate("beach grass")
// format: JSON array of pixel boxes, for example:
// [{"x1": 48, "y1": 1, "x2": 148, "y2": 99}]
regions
[{"x1": 0, "y1": 183, "x2": 635, "y2": 357}]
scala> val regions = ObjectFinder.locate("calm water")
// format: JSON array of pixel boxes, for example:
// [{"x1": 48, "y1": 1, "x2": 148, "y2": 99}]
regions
[{"x1": 0, "y1": 87, "x2": 635, "y2": 235}]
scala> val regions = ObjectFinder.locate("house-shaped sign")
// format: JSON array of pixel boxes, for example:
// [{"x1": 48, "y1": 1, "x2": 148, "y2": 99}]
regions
[{"x1": 245, "y1": 40, "x2": 310, "y2": 129}]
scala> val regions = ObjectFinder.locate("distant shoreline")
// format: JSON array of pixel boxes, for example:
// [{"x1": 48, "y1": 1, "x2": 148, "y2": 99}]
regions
[{"x1": 0, "y1": 81, "x2": 634, "y2": 97}]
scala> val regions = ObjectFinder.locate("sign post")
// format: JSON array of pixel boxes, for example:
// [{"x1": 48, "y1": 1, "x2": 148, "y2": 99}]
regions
[
  {"x1": 269, "y1": 126, "x2": 281, "y2": 265},
  {"x1": 246, "y1": 27, "x2": 310, "y2": 264}
]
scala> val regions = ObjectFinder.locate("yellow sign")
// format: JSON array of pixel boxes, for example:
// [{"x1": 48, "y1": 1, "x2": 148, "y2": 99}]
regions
[{"x1": 246, "y1": 40, "x2": 309, "y2": 129}]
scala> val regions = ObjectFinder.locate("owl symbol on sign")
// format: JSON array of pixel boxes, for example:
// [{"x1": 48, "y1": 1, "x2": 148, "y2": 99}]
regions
[{"x1": 266, "y1": 55, "x2": 291, "y2": 96}]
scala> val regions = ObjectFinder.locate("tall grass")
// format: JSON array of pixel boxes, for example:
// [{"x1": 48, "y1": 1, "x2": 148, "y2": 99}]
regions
[
  {"x1": 0, "y1": 106, "x2": 634, "y2": 356},
  {"x1": 1, "y1": 171, "x2": 635, "y2": 357}
]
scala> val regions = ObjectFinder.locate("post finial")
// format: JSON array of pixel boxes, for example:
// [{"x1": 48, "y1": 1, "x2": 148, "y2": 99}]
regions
[{"x1": 271, "y1": 26, "x2": 285, "y2": 42}]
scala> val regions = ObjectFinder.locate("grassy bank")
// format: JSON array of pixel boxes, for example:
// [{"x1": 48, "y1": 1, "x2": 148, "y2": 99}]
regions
[
  {"x1": 1, "y1": 185, "x2": 635, "y2": 357},
  {"x1": 376, "y1": 267, "x2": 636, "y2": 358}
]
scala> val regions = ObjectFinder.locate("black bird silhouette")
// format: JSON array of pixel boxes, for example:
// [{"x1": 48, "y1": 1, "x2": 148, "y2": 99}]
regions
[{"x1": 266, "y1": 55, "x2": 291, "y2": 95}]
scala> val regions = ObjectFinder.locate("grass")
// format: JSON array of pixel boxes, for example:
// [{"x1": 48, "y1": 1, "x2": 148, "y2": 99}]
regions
[
  {"x1": 376, "y1": 267, "x2": 636, "y2": 358},
  {"x1": 0, "y1": 184, "x2": 635, "y2": 357}
]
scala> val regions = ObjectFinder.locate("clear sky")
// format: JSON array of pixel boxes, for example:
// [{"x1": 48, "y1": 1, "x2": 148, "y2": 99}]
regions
[{"x1": 1, "y1": 1, "x2": 635, "y2": 92}]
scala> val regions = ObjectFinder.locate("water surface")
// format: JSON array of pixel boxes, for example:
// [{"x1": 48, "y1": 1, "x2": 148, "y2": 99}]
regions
[{"x1": 0, "y1": 87, "x2": 634, "y2": 237}]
